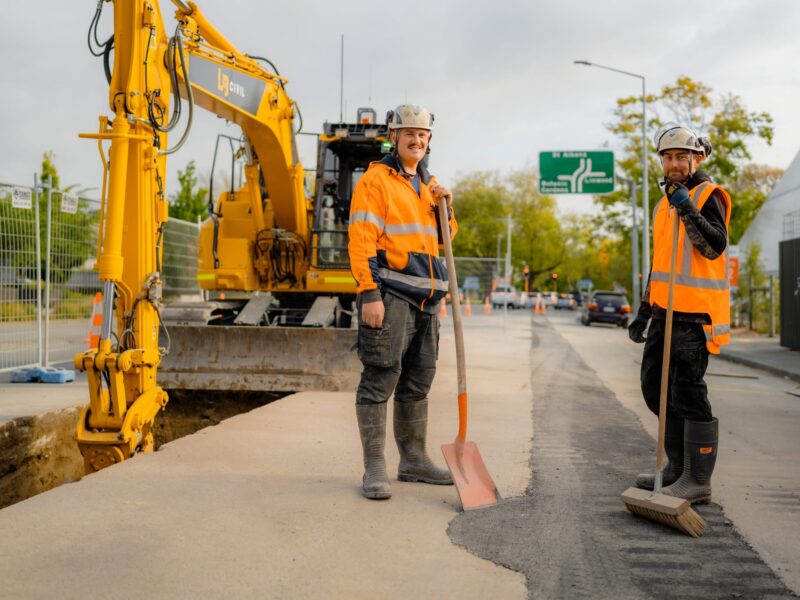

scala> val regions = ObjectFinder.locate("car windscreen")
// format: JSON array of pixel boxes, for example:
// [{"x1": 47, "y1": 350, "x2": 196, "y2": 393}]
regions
[{"x1": 593, "y1": 293, "x2": 625, "y2": 305}]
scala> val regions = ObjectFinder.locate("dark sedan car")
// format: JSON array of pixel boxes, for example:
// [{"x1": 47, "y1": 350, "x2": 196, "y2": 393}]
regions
[{"x1": 581, "y1": 291, "x2": 631, "y2": 327}]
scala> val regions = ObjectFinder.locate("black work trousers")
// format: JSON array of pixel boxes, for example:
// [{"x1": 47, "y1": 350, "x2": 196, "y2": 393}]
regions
[
  {"x1": 641, "y1": 318, "x2": 713, "y2": 422},
  {"x1": 355, "y1": 292, "x2": 439, "y2": 406}
]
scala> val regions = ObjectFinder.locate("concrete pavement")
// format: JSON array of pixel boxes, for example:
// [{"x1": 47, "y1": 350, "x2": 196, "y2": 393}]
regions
[
  {"x1": 718, "y1": 330, "x2": 800, "y2": 383},
  {"x1": 0, "y1": 312, "x2": 533, "y2": 599}
]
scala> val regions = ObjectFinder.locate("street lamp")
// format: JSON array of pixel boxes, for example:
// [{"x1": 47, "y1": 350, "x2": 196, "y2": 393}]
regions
[
  {"x1": 620, "y1": 177, "x2": 640, "y2": 314},
  {"x1": 573, "y1": 60, "x2": 650, "y2": 287}
]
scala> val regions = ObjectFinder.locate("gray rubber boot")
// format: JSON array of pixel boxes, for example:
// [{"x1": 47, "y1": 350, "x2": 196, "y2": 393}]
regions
[
  {"x1": 394, "y1": 400, "x2": 453, "y2": 485},
  {"x1": 634, "y1": 417, "x2": 684, "y2": 490},
  {"x1": 356, "y1": 403, "x2": 391, "y2": 500},
  {"x1": 662, "y1": 418, "x2": 718, "y2": 505}
]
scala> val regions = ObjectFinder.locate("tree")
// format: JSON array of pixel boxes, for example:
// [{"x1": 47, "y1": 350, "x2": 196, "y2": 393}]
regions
[
  {"x1": 0, "y1": 151, "x2": 95, "y2": 285},
  {"x1": 169, "y1": 160, "x2": 208, "y2": 222},
  {"x1": 605, "y1": 76, "x2": 774, "y2": 214},
  {"x1": 451, "y1": 169, "x2": 566, "y2": 290}
]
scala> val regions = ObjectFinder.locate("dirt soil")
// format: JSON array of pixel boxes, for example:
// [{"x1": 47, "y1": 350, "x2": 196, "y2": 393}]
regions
[{"x1": 0, "y1": 390, "x2": 285, "y2": 510}]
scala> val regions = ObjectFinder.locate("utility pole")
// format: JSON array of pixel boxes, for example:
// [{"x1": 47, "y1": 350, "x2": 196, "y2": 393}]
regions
[{"x1": 622, "y1": 177, "x2": 640, "y2": 313}]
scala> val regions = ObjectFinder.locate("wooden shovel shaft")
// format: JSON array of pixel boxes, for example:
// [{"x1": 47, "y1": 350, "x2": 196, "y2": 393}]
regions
[
  {"x1": 437, "y1": 197, "x2": 468, "y2": 440},
  {"x1": 655, "y1": 212, "x2": 681, "y2": 488}
]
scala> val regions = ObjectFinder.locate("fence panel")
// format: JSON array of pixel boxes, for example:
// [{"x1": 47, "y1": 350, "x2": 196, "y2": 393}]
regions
[
  {"x1": 0, "y1": 182, "x2": 41, "y2": 371},
  {"x1": 162, "y1": 217, "x2": 200, "y2": 300},
  {"x1": 44, "y1": 189, "x2": 101, "y2": 366}
]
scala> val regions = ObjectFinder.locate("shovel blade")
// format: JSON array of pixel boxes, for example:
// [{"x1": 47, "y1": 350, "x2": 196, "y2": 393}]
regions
[{"x1": 441, "y1": 440, "x2": 500, "y2": 510}]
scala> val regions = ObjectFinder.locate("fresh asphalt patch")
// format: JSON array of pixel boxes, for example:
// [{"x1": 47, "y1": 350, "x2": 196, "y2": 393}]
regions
[{"x1": 448, "y1": 318, "x2": 797, "y2": 600}]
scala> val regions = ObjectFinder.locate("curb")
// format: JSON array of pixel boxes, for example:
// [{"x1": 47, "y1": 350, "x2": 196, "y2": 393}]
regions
[{"x1": 715, "y1": 351, "x2": 800, "y2": 384}]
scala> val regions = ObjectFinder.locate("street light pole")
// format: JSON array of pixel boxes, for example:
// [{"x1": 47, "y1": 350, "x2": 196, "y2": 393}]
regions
[
  {"x1": 621, "y1": 177, "x2": 640, "y2": 313},
  {"x1": 574, "y1": 60, "x2": 650, "y2": 281}
]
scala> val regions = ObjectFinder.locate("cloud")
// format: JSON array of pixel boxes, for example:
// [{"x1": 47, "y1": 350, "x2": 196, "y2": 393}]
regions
[{"x1": 1, "y1": 0, "x2": 798, "y2": 200}]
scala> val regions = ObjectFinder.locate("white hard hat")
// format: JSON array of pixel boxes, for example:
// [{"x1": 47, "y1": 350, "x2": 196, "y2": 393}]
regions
[
  {"x1": 386, "y1": 104, "x2": 434, "y2": 131},
  {"x1": 654, "y1": 121, "x2": 712, "y2": 157}
]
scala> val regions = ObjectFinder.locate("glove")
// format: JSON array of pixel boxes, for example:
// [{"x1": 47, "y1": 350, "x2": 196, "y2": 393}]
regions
[
  {"x1": 628, "y1": 315, "x2": 648, "y2": 343},
  {"x1": 665, "y1": 180, "x2": 690, "y2": 208}
]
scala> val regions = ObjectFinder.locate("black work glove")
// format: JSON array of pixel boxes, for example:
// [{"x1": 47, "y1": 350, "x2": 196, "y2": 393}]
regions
[
  {"x1": 665, "y1": 180, "x2": 690, "y2": 208},
  {"x1": 628, "y1": 315, "x2": 648, "y2": 343}
]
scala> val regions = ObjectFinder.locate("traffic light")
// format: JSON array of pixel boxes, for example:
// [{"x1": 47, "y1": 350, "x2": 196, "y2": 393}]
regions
[
  {"x1": 523, "y1": 266, "x2": 530, "y2": 292},
  {"x1": 552, "y1": 273, "x2": 558, "y2": 292}
]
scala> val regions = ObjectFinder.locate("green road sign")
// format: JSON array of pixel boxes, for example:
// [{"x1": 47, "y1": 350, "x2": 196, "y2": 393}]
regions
[{"x1": 539, "y1": 151, "x2": 615, "y2": 194}]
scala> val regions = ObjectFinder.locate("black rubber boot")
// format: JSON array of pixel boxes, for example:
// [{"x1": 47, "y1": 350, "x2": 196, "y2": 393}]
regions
[
  {"x1": 662, "y1": 418, "x2": 718, "y2": 505},
  {"x1": 394, "y1": 400, "x2": 453, "y2": 485},
  {"x1": 356, "y1": 403, "x2": 391, "y2": 500},
  {"x1": 634, "y1": 417, "x2": 684, "y2": 490}
]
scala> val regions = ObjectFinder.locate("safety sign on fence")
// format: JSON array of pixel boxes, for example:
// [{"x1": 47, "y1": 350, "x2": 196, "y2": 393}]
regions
[{"x1": 12, "y1": 187, "x2": 32, "y2": 209}]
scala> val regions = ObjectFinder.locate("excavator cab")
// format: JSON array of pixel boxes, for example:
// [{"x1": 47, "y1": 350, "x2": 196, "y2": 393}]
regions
[{"x1": 311, "y1": 108, "x2": 390, "y2": 270}]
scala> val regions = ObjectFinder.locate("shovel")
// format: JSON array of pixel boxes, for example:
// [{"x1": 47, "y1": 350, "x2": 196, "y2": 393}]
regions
[{"x1": 437, "y1": 197, "x2": 500, "y2": 510}]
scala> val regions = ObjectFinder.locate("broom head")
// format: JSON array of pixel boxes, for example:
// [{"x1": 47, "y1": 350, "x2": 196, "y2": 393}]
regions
[{"x1": 621, "y1": 487, "x2": 707, "y2": 538}]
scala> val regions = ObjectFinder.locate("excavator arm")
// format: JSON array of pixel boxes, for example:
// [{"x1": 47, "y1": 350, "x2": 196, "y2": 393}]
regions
[{"x1": 75, "y1": 0, "x2": 305, "y2": 472}]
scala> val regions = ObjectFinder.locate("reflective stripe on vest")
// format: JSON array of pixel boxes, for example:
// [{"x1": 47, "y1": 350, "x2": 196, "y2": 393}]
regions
[
  {"x1": 350, "y1": 211, "x2": 438, "y2": 237},
  {"x1": 378, "y1": 268, "x2": 449, "y2": 292}
]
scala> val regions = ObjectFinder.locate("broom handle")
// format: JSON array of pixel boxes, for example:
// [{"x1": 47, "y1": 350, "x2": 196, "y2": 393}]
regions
[
  {"x1": 654, "y1": 212, "x2": 681, "y2": 493},
  {"x1": 438, "y1": 197, "x2": 468, "y2": 441}
]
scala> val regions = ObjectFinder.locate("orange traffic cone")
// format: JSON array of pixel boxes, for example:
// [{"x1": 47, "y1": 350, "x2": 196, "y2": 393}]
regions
[
  {"x1": 465, "y1": 296, "x2": 472, "y2": 317},
  {"x1": 535, "y1": 298, "x2": 541, "y2": 315},
  {"x1": 85, "y1": 292, "x2": 102, "y2": 349},
  {"x1": 440, "y1": 297, "x2": 448, "y2": 318},
  {"x1": 483, "y1": 297, "x2": 491, "y2": 314}
]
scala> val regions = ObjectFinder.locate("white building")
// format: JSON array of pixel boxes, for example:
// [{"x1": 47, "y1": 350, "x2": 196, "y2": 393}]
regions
[{"x1": 738, "y1": 150, "x2": 800, "y2": 275}]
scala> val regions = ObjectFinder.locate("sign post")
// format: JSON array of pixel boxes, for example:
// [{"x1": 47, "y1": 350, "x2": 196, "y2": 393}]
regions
[{"x1": 539, "y1": 151, "x2": 615, "y2": 195}]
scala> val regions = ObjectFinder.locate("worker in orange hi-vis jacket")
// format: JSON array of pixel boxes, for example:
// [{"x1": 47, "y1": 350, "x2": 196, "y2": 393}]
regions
[
  {"x1": 348, "y1": 104, "x2": 457, "y2": 500},
  {"x1": 629, "y1": 122, "x2": 731, "y2": 505}
]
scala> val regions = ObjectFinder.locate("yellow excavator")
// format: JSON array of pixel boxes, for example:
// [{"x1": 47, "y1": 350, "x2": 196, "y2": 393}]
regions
[{"x1": 75, "y1": 0, "x2": 389, "y2": 473}]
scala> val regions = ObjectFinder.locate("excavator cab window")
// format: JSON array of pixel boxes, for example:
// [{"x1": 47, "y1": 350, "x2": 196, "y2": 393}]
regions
[{"x1": 312, "y1": 118, "x2": 388, "y2": 268}]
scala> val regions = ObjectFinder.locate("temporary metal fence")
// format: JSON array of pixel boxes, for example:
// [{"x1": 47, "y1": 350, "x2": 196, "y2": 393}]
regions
[
  {"x1": 451, "y1": 257, "x2": 505, "y2": 303},
  {"x1": 0, "y1": 175, "x2": 201, "y2": 371},
  {"x1": 44, "y1": 184, "x2": 102, "y2": 366},
  {"x1": 0, "y1": 180, "x2": 42, "y2": 371},
  {"x1": 162, "y1": 217, "x2": 201, "y2": 299}
]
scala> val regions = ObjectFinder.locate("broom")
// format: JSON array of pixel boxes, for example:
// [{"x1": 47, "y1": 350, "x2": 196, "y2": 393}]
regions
[{"x1": 621, "y1": 206, "x2": 707, "y2": 537}]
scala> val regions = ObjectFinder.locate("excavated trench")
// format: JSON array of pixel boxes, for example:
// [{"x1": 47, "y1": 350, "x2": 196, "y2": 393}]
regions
[{"x1": 0, "y1": 389, "x2": 285, "y2": 510}]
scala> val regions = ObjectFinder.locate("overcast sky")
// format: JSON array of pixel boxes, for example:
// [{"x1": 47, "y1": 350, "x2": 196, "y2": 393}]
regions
[{"x1": 2, "y1": 0, "x2": 798, "y2": 215}]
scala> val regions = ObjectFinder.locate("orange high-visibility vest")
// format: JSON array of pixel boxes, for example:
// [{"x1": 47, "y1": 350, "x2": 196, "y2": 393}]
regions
[{"x1": 650, "y1": 181, "x2": 732, "y2": 354}]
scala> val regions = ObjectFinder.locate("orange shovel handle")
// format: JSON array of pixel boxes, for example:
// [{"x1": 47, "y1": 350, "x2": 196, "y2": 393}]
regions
[{"x1": 458, "y1": 392, "x2": 468, "y2": 441}]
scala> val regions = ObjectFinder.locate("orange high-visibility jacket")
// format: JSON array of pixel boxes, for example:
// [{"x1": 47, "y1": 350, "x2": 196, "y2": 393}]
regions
[
  {"x1": 348, "y1": 154, "x2": 457, "y2": 314},
  {"x1": 650, "y1": 181, "x2": 732, "y2": 354}
]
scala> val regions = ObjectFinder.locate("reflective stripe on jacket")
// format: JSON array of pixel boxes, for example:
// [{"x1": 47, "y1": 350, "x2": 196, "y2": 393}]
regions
[
  {"x1": 650, "y1": 181, "x2": 732, "y2": 354},
  {"x1": 348, "y1": 154, "x2": 457, "y2": 313}
]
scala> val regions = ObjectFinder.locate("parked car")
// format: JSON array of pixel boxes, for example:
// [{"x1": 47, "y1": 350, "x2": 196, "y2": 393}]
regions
[
  {"x1": 554, "y1": 293, "x2": 576, "y2": 310},
  {"x1": 490, "y1": 285, "x2": 521, "y2": 309},
  {"x1": 527, "y1": 291, "x2": 543, "y2": 308},
  {"x1": 581, "y1": 291, "x2": 631, "y2": 327}
]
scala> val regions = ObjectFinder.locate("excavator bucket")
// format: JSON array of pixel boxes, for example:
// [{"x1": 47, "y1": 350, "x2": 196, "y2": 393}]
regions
[{"x1": 158, "y1": 325, "x2": 360, "y2": 393}]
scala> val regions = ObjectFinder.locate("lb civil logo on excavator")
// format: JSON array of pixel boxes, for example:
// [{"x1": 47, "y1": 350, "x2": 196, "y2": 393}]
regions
[{"x1": 216, "y1": 67, "x2": 246, "y2": 100}]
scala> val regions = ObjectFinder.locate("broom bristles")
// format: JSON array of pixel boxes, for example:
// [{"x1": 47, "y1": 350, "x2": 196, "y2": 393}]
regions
[{"x1": 621, "y1": 487, "x2": 707, "y2": 538}]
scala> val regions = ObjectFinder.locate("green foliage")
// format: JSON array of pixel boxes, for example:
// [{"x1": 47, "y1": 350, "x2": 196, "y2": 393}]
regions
[
  {"x1": 0, "y1": 152, "x2": 96, "y2": 286},
  {"x1": 451, "y1": 169, "x2": 629, "y2": 292},
  {"x1": 736, "y1": 242, "x2": 777, "y2": 333},
  {"x1": 169, "y1": 161, "x2": 208, "y2": 223},
  {"x1": 605, "y1": 75, "x2": 775, "y2": 219},
  {"x1": 452, "y1": 169, "x2": 565, "y2": 289}
]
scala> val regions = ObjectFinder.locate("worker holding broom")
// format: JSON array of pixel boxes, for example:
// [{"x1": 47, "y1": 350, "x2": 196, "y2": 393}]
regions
[
  {"x1": 628, "y1": 122, "x2": 732, "y2": 505},
  {"x1": 348, "y1": 104, "x2": 457, "y2": 500}
]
